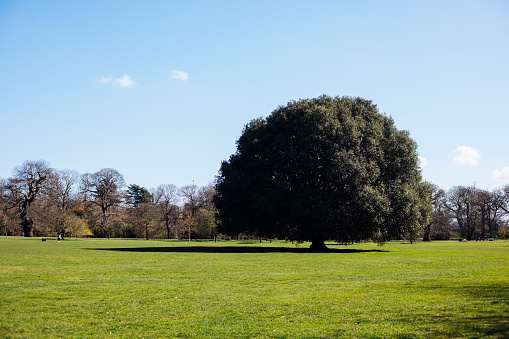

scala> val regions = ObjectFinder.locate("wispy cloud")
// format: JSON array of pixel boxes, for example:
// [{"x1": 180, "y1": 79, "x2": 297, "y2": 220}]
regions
[
  {"x1": 418, "y1": 156, "x2": 428, "y2": 168},
  {"x1": 492, "y1": 167, "x2": 509, "y2": 181},
  {"x1": 97, "y1": 75, "x2": 113, "y2": 84},
  {"x1": 97, "y1": 74, "x2": 136, "y2": 88},
  {"x1": 170, "y1": 70, "x2": 189, "y2": 81},
  {"x1": 449, "y1": 146, "x2": 481, "y2": 166}
]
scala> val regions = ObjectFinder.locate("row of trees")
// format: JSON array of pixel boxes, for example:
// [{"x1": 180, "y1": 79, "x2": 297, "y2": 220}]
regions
[
  {"x1": 425, "y1": 184, "x2": 509, "y2": 241},
  {"x1": 2, "y1": 97, "x2": 509, "y2": 244},
  {"x1": 1, "y1": 160, "x2": 508, "y2": 242},
  {"x1": 0, "y1": 160, "x2": 218, "y2": 240}
]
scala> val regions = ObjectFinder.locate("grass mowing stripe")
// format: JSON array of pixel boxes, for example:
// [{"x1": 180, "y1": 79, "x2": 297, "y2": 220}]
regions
[{"x1": 0, "y1": 238, "x2": 508, "y2": 338}]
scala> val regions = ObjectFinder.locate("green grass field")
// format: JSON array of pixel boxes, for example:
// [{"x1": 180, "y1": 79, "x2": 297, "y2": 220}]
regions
[{"x1": 0, "y1": 238, "x2": 507, "y2": 338}]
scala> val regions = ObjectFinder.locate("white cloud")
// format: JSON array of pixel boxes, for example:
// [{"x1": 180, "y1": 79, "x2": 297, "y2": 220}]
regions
[
  {"x1": 449, "y1": 146, "x2": 481, "y2": 166},
  {"x1": 170, "y1": 70, "x2": 189, "y2": 81},
  {"x1": 418, "y1": 156, "x2": 428, "y2": 168},
  {"x1": 97, "y1": 75, "x2": 113, "y2": 84},
  {"x1": 97, "y1": 74, "x2": 136, "y2": 87},
  {"x1": 492, "y1": 167, "x2": 509, "y2": 181},
  {"x1": 114, "y1": 74, "x2": 136, "y2": 87}
]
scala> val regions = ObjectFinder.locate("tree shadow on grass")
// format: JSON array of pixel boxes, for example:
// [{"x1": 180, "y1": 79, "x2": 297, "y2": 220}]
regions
[
  {"x1": 376, "y1": 284, "x2": 509, "y2": 339},
  {"x1": 388, "y1": 309, "x2": 509, "y2": 339},
  {"x1": 329, "y1": 283, "x2": 509, "y2": 339},
  {"x1": 87, "y1": 246, "x2": 389, "y2": 254}
]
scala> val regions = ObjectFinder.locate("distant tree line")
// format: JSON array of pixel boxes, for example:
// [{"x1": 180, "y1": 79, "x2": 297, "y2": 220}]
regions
[
  {"x1": 0, "y1": 160, "x2": 218, "y2": 240},
  {"x1": 1, "y1": 162, "x2": 508, "y2": 241},
  {"x1": 424, "y1": 184, "x2": 509, "y2": 241}
]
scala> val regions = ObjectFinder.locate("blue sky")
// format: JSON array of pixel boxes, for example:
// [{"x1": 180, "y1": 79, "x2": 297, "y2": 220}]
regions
[{"x1": 1, "y1": 0, "x2": 508, "y2": 190}]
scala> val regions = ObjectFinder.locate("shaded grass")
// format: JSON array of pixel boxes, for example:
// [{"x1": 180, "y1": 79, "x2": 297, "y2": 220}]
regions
[
  {"x1": 0, "y1": 238, "x2": 508, "y2": 338},
  {"x1": 89, "y1": 245, "x2": 388, "y2": 253}
]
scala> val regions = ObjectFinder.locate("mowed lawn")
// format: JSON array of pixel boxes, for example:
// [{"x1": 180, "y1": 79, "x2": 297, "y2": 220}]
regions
[{"x1": 0, "y1": 238, "x2": 507, "y2": 338}]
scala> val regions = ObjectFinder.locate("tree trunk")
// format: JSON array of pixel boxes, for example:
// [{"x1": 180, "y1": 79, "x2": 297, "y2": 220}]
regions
[
  {"x1": 20, "y1": 208, "x2": 33, "y2": 237},
  {"x1": 165, "y1": 216, "x2": 171, "y2": 239},
  {"x1": 310, "y1": 239, "x2": 329, "y2": 252},
  {"x1": 19, "y1": 201, "x2": 34, "y2": 237},
  {"x1": 21, "y1": 217, "x2": 33, "y2": 237},
  {"x1": 422, "y1": 225, "x2": 431, "y2": 241},
  {"x1": 101, "y1": 211, "x2": 107, "y2": 238}
]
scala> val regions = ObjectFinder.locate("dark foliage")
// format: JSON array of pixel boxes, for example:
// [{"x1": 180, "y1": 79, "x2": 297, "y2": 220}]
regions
[{"x1": 214, "y1": 95, "x2": 432, "y2": 247}]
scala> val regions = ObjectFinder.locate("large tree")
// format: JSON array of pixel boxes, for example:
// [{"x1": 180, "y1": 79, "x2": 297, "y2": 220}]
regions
[
  {"x1": 214, "y1": 95, "x2": 431, "y2": 249},
  {"x1": 5, "y1": 160, "x2": 53, "y2": 237},
  {"x1": 82, "y1": 168, "x2": 125, "y2": 238},
  {"x1": 445, "y1": 186, "x2": 479, "y2": 240}
]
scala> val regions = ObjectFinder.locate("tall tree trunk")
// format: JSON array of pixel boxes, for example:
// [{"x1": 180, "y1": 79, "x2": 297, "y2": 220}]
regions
[
  {"x1": 21, "y1": 217, "x2": 33, "y2": 237},
  {"x1": 19, "y1": 198, "x2": 33, "y2": 237},
  {"x1": 20, "y1": 207, "x2": 33, "y2": 237}
]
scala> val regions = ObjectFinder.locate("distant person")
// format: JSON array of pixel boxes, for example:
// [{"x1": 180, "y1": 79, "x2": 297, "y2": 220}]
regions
[{"x1": 57, "y1": 233, "x2": 61, "y2": 242}]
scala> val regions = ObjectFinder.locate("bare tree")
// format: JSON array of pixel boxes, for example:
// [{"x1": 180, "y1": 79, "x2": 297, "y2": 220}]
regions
[
  {"x1": 180, "y1": 184, "x2": 200, "y2": 217},
  {"x1": 423, "y1": 184, "x2": 450, "y2": 241},
  {"x1": 5, "y1": 160, "x2": 53, "y2": 237},
  {"x1": 51, "y1": 169, "x2": 80, "y2": 211},
  {"x1": 445, "y1": 186, "x2": 479, "y2": 240},
  {"x1": 180, "y1": 184, "x2": 201, "y2": 241},
  {"x1": 82, "y1": 168, "x2": 125, "y2": 238},
  {"x1": 502, "y1": 185, "x2": 509, "y2": 214},
  {"x1": 154, "y1": 184, "x2": 180, "y2": 239},
  {"x1": 179, "y1": 184, "x2": 219, "y2": 241},
  {"x1": 41, "y1": 169, "x2": 82, "y2": 237},
  {"x1": 198, "y1": 184, "x2": 216, "y2": 210},
  {"x1": 477, "y1": 188, "x2": 505, "y2": 239}
]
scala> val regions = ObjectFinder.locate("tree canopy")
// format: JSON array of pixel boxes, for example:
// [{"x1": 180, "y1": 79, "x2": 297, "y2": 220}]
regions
[
  {"x1": 127, "y1": 184, "x2": 152, "y2": 206},
  {"x1": 214, "y1": 95, "x2": 432, "y2": 249}
]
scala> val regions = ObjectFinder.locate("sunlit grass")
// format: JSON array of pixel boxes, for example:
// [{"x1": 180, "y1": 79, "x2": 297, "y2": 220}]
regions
[{"x1": 1, "y1": 238, "x2": 508, "y2": 338}]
